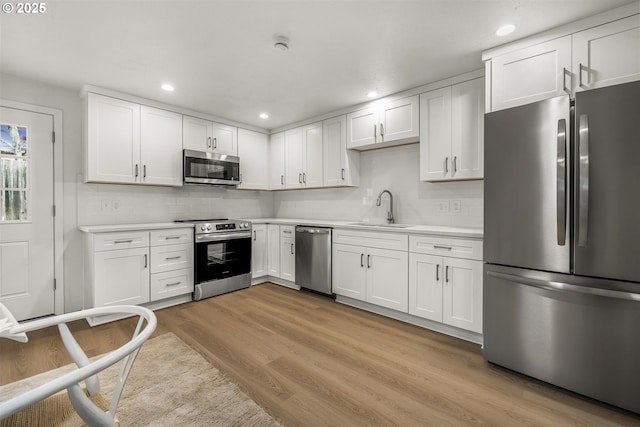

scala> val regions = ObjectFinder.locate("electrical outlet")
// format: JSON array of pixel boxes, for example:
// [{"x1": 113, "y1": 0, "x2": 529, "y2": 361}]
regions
[
  {"x1": 439, "y1": 201, "x2": 450, "y2": 213},
  {"x1": 451, "y1": 200, "x2": 461, "y2": 213},
  {"x1": 112, "y1": 199, "x2": 121, "y2": 211},
  {"x1": 100, "y1": 199, "x2": 112, "y2": 212}
]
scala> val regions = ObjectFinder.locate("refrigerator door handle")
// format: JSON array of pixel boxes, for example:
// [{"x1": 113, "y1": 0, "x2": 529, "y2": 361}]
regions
[
  {"x1": 487, "y1": 271, "x2": 640, "y2": 302},
  {"x1": 578, "y1": 114, "x2": 590, "y2": 247},
  {"x1": 556, "y1": 118, "x2": 567, "y2": 246}
]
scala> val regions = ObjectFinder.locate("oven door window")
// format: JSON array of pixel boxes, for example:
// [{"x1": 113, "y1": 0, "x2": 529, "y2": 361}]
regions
[
  {"x1": 185, "y1": 157, "x2": 239, "y2": 181},
  {"x1": 195, "y1": 237, "x2": 251, "y2": 283}
]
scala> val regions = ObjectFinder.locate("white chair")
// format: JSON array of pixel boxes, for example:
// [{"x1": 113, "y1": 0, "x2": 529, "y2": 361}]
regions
[{"x1": 0, "y1": 304, "x2": 157, "y2": 427}]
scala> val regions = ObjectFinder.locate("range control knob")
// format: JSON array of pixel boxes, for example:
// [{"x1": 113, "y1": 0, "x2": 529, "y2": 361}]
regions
[
  {"x1": 200, "y1": 225, "x2": 206, "y2": 232},
  {"x1": 206, "y1": 224, "x2": 212, "y2": 231}
]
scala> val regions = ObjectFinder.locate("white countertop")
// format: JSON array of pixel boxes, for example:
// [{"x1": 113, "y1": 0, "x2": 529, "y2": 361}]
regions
[
  {"x1": 78, "y1": 222, "x2": 195, "y2": 233},
  {"x1": 244, "y1": 218, "x2": 483, "y2": 239}
]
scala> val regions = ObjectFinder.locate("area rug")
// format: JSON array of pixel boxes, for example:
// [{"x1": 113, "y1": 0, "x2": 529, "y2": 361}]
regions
[{"x1": 0, "y1": 333, "x2": 283, "y2": 427}]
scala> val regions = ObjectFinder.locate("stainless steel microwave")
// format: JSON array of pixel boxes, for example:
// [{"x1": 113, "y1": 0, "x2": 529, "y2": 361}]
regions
[{"x1": 183, "y1": 149, "x2": 240, "y2": 186}]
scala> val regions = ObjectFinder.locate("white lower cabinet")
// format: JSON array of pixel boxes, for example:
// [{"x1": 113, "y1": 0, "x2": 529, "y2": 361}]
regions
[
  {"x1": 280, "y1": 225, "x2": 296, "y2": 282},
  {"x1": 267, "y1": 224, "x2": 281, "y2": 277},
  {"x1": 408, "y1": 235, "x2": 483, "y2": 334},
  {"x1": 332, "y1": 229, "x2": 409, "y2": 312},
  {"x1": 251, "y1": 224, "x2": 267, "y2": 278},
  {"x1": 84, "y1": 227, "x2": 194, "y2": 323}
]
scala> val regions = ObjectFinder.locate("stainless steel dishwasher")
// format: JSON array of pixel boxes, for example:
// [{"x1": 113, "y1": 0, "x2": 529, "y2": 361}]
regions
[{"x1": 295, "y1": 226, "x2": 333, "y2": 296}]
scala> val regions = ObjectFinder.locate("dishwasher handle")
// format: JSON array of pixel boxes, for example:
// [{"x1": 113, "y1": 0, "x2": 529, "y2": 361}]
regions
[{"x1": 295, "y1": 226, "x2": 332, "y2": 234}]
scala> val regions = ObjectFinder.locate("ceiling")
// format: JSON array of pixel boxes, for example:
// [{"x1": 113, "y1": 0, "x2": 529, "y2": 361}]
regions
[{"x1": 0, "y1": 0, "x2": 634, "y2": 130}]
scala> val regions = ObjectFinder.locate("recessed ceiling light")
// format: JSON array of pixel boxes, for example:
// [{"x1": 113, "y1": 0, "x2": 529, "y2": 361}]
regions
[
  {"x1": 496, "y1": 24, "x2": 516, "y2": 36},
  {"x1": 259, "y1": 113, "x2": 269, "y2": 119},
  {"x1": 367, "y1": 91, "x2": 379, "y2": 98},
  {"x1": 161, "y1": 83, "x2": 175, "y2": 92}
]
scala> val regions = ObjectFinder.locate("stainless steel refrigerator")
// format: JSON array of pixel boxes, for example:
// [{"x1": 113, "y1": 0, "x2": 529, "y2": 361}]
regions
[{"x1": 483, "y1": 80, "x2": 640, "y2": 414}]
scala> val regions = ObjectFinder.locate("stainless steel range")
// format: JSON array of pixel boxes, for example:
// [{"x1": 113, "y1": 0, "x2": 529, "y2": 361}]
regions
[{"x1": 175, "y1": 219, "x2": 252, "y2": 300}]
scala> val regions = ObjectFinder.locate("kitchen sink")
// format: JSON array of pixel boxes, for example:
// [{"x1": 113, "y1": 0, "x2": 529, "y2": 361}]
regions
[{"x1": 348, "y1": 222, "x2": 412, "y2": 228}]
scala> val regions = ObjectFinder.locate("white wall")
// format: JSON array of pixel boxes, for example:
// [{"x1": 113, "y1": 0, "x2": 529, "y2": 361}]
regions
[{"x1": 273, "y1": 143, "x2": 483, "y2": 228}]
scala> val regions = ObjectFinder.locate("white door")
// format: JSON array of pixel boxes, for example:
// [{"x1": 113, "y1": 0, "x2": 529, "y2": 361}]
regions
[
  {"x1": 442, "y1": 258, "x2": 483, "y2": 333},
  {"x1": 237, "y1": 129, "x2": 269, "y2": 190},
  {"x1": 210, "y1": 122, "x2": 238, "y2": 156},
  {"x1": 332, "y1": 244, "x2": 366, "y2": 301},
  {"x1": 346, "y1": 108, "x2": 377, "y2": 148},
  {"x1": 269, "y1": 132, "x2": 285, "y2": 190},
  {"x1": 302, "y1": 122, "x2": 323, "y2": 188},
  {"x1": 323, "y1": 115, "x2": 346, "y2": 187},
  {"x1": 182, "y1": 115, "x2": 212, "y2": 152},
  {"x1": 94, "y1": 247, "x2": 150, "y2": 306},
  {"x1": 140, "y1": 106, "x2": 183, "y2": 186},
  {"x1": 420, "y1": 87, "x2": 452, "y2": 181},
  {"x1": 0, "y1": 107, "x2": 55, "y2": 320},
  {"x1": 451, "y1": 78, "x2": 484, "y2": 180},
  {"x1": 379, "y1": 95, "x2": 419, "y2": 143},
  {"x1": 280, "y1": 236, "x2": 295, "y2": 282},
  {"x1": 267, "y1": 224, "x2": 280, "y2": 277},
  {"x1": 408, "y1": 253, "x2": 443, "y2": 322},
  {"x1": 365, "y1": 247, "x2": 408, "y2": 312},
  {"x1": 251, "y1": 224, "x2": 267, "y2": 278},
  {"x1": 284, "y1": 127, "x2": 304, "y2": 189}
]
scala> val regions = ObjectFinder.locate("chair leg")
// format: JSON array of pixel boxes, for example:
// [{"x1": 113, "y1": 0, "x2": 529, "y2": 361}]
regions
[{"x1": 58, "y1": 323, "x2": 100, "y2": 395}]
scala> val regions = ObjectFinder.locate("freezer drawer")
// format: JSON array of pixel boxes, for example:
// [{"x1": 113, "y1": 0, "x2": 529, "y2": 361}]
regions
[{"x1": 483, "y1": 264, "x2": 640, "y2": 414}]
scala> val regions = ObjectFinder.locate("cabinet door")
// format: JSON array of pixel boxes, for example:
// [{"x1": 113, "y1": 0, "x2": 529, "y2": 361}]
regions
[
  {"x1": 303, "y1": 121, "x2": 323, "y2": 187},
  {"x1": 285, "y1": 127, "x2": 304, "y2": 189},
  {"x1": 182, "y1": 115, "x2": 212, "y2": 151},
  {"x1": 420, "y1": 87, "x2": 452, "y2": 181},
  {"x1": 490, "y1": 36, "x2": 571, "y2": 111},
  {"x1": 94, "y1": 247, "x2": 150, "y2": 306},
  {"x1": 211, "y1": 122, "x2": 238, "y2": 156},
  {"x1": 267, "y1": 225, "x2": 280, "y2": 278},
  {"x1": 346, "y1": 108, "x2": 378, "y2": 149},
  {"x1": 140, "y1": 106, "x2": 183, "y2": 186},
  {"x1": 332, "y1": 244, "x2": 366, "y2": 301},
  {"x1": 380, "y1": 95, "x2": 419, "y2": 143},
  {"x1": 238, "y1": 129, "x2": 269, "y2": 190},
  {"x1": 442, "y1": 258, "x2": 483, "y2": 333},
  {"x1": 323, "y1": 115, "x2": 347, "y2": 187},
  {"x1": 451, "y1": 78, "x2": 484, "y2": 180},
  {"x1": 280, "y1": 236, "x2": 295, "y2": 282},
  {"x1": 408, "y1": 253, "x2": 443, "y2": 322},
  {"x1": 366, "y1": 248, "x2": 409, "y2": 312},
  {"x1": 86, "y1": 93, "x2": 140, "y2": 184},
  {"x1": 269, "y1": 132, "x2": 286, "y2": 190},
  {"x1": 573, "y1": 15, "x2": 640, "y2": 93},
  {"x1": 251, "y1": 224, "x2": 267, "y2": 278}
]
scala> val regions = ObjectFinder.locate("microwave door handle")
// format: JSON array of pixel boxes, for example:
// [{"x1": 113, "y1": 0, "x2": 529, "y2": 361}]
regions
[
  {"x1": 557, "y1": 118, "x2": 567, "y2": 246},
  {"x1": 578, "y1": 114, "x2": 589, "y2": 247}
]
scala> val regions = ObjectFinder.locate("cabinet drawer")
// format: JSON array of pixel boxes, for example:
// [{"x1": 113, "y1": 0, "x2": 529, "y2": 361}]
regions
[
  {"x1": 150, "y1": 243, "x2": 193, "y2": 273},
  {"x1": 150, "y1": 268, "x2": 194, "y2": 301},
  {"x1": 333, "y1": 229, "x2": 408, "y2": 251},
  {"x1": 409, "y1": 235, "x2": 482, "y2": 261},
  {"x1": 280, "y1": 225, "x2": 295, "y2": 238},
  {"x1": 150, "y1": 228, "x2": 193, "y2": 246},
  {"x1": 94, "y1": 231, "x2": 149, "y2": 251}
]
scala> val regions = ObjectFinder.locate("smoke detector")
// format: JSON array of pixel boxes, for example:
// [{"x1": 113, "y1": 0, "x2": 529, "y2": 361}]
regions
[{"x1": 273, "y1": 36, "x2": 290, "y2": 51}]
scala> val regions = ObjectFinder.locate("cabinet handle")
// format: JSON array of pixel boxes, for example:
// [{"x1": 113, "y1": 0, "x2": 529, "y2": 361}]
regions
[
  {"x1": 303, "y1": 172, "x2": 306, "y2": 183},
  {"x1": 360, "y1": 253, "x2": 364, "y2": 267},
  {"x1": 166, "y1": 281, "x2": 182, "y2": 287},
  {"x1": 444, "y1": 157, "x2": 449, "y2": 174},
  {"x1": 436, "y1": 264, "x2": 440, "y2": 281},
  {"x1": 562, "y1": 67, "x2": 571, "y2": 95},
  {"x1": 579, "y1": 63, "x2": 586, "y2": 88},
  {"x1": 281, "y1": 175, "x2": 284, "y2": 185},
  {"x1": 135, "y1": 164, "x2": 139, "y2": 178},
  {"x1": 380, "y1": 123, "x2": 384, "y2": 138},
  {"x1": 165, "y1": 236, "x2": 181, "y2": 240},
  {"x1": 433, "y1": 245, "x2": 452, "y2": 251},
  {"x1": 299, "y1": 173, "x2": 302, "y2": 184},
  {"x1": 290, "y1": 243, "x2": 294, "y2": 255},
  {"x1": 143, "y1": 164, "x2": 147, "y2": 178},
  {"x1": 445, "y1": 265, "x2": 449, "y2": 283},
  {"x1": 453, "y1": 156, "x2": 457, "y2": 173},
  {"x1": 341, "y1": 168, "x2": 345, "y2": 180},
  {"x1": 144, "y1": 254, "x2": 148, "y2": 268},
  {"x1": 165, "y1": 256, "x2": 181, "y2": 260},
  {"x1": 373, "y1": 124, "x2": 377, "y2": 139},
  {"x1": 239, "y1": 173, "x2": 243, "y2": 184},
  {"x1": 253, "y1": 231, "x2": 257, "y2": 241},
  {"x1": 283, "y1": 230, "x2": 292, "y2": 234},
  {"x1": 114, "y1": 239, "x2": 133, "y2": 244},
  {"x1": 207, "y1": 137, "x2": 212, "y2": 149},
  {"x1": 367, "y1": 254, "x2": 371, "y2": 269},
  {"x1": 213, "y1": 137, "x2": 217, "y2": 149}
]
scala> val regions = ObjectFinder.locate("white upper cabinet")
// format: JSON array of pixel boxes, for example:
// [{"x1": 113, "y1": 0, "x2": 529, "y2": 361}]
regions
[
  {"x1": 420, "y1": 78, "x2": 484, "y2": 182},
  {"x1": 323, "y1": 115, "x2": 360, "y2": 187},
  {"x1": 85, "y1": 93, "x2": 182, "y2": 186},
  {"x1": 183, "y1": 115, "x2": 238, "y2": 156},
  {"x1": 269, "y1": 132, "x2": 286, "y2": 190},
  {"x1": 346, "y1": 95, "x2": 419, "y2": 150},
  {"x1": 573, "y1": 15, "x2": 640, "y2": 93},
  {"x1": 488, "y1": 36, "x2": 571, "y2": 112},
  {"x1": 86, "y1": 93, "x2": 140, "y2": 184},
  {"x1": 237, "y1": 129, "x2": 269, "y2": 190},
  {"x1": 140, "y1": 106, "x2": 183, "y2": 186},
  {"x1": 285, "y1": 122, "x2": 323, "y2": 189}
]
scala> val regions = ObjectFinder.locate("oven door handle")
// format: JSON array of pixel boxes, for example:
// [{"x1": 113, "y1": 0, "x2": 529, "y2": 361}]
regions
[{"x1": 195, "y1": 231, "x2": 252, "y2": 243}]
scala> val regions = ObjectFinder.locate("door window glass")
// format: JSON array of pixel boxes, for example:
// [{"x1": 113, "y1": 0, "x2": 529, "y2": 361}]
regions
[{"x1": 1, "y1": 124, "x2": 29, "y2": 222}]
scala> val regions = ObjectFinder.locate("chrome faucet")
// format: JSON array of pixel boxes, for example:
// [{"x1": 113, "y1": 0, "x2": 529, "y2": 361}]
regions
[{"x1": 376, "y1": 189, "x2": 394, "y2": 224}]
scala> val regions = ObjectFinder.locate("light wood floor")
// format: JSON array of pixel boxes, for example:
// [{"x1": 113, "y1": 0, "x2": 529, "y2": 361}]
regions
[{"x1": 2, "y1": 283, "x2": 639, "y2": 426}]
